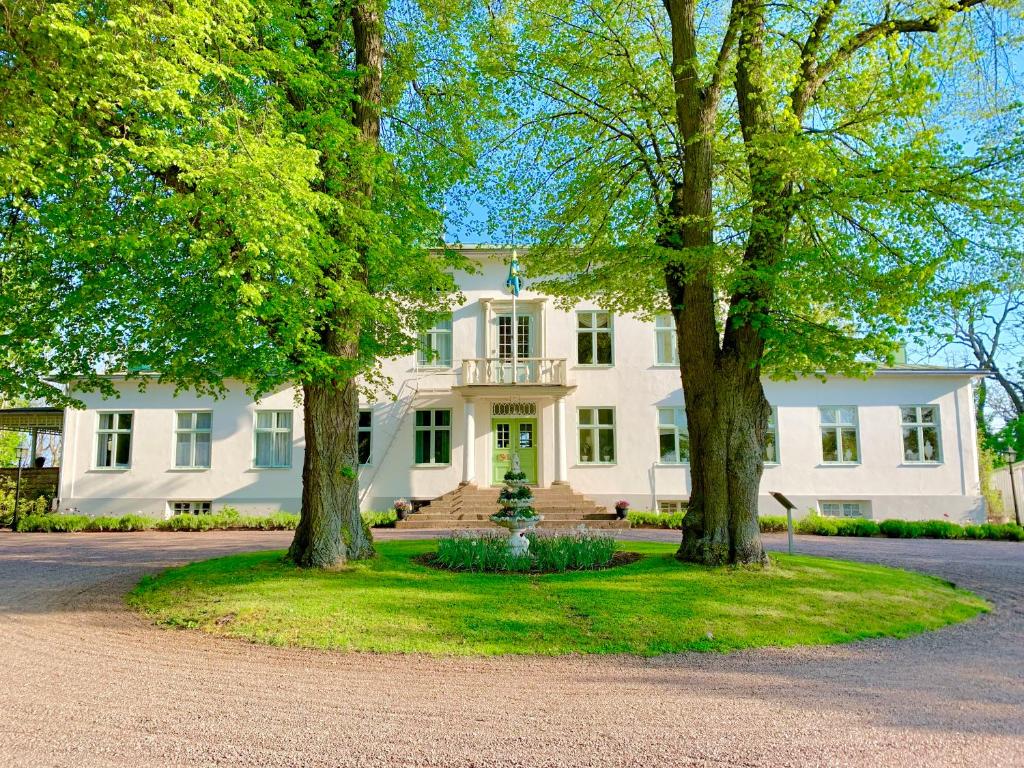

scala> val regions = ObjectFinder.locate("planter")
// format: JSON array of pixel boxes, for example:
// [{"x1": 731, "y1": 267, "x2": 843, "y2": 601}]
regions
[
  {"x1": 490, "y1": 514, "x2": 543, "y2": 555},
  {"x1": 615, "y1": 507, "x2": 628, "y2": 520}
]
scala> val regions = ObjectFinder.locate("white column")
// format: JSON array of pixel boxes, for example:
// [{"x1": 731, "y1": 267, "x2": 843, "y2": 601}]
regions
[
  {"x1": 462, "y1": 400, "x2": 476, "y2": 485},
  {"x1": 554, "y1": 397, "x2": 568, "y2": 484}
]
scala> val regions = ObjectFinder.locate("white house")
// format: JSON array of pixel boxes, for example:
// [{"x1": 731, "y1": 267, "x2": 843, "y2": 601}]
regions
[{"x1": 51, "y1": 248, "x2": 984, "y2": 523}]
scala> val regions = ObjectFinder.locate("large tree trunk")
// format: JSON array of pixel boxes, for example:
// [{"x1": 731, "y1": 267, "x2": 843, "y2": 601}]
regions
[{"x1": 288, "y1": 372, "x2": 374, "y2": 568}]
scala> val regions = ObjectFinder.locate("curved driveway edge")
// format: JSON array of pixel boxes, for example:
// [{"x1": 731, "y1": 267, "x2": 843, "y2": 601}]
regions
[{"x1": 1, "y1": 530, "x2": 1021, "y2": 768}]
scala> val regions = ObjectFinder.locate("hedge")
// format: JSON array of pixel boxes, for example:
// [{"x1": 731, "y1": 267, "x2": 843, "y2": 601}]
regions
[
  {"x1": 625, "y1": 509, "x2": 1023, "y2": 542},
  {"x1": 13, "y1": 508, "x2": 400, "y2": 532}
]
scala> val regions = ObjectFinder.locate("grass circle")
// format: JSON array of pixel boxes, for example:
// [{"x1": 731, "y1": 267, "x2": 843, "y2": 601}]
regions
[{"x1": 128, "y1": 540, "x2": 988, "y2": 656}]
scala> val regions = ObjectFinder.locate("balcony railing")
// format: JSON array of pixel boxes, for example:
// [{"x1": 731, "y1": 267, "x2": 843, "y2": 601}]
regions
[{"x1": 462, "y1": 358, "x2": 569, "y2": 386}]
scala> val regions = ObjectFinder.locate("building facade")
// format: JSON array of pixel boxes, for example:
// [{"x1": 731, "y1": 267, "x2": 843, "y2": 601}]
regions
[{"x1": 57, "y1": 249, "x2": 985, "y2": 522}]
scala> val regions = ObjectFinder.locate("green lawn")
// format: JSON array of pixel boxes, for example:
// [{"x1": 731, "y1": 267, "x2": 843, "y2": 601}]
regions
[{"x1": 128, "y1": 540, "x2": 988, "y2": 656}]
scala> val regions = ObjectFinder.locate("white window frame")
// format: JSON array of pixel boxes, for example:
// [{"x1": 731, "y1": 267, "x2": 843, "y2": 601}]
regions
[
  {"x1": 95, "y1": 411, "x2": 133, "y2": 469},
  {"x1": 819, "y1": 406, "x2": 861, "y2": 464},
  {"x1": 900, "y1": 405, "x2": 942, "y2": 464},
  {"x1": 169, "y1": 500, "x2": 212, "y2": 516},
  {"x1": 763, "y1": 406, "x2": 779, "y2": 465},
  {"x1": 654, "y1": 313, "x2": 678, "y2": 366},
  {"x1": 358, "y1": 409, "x2": 372, "y2": 466},
  {"x1": 658, "y1": 500, "x2": 686, "y2": 514},
  {"x1": 657, "y1": 407, "x2": 689, "y2": 464},
  {"x1": 576, "y1": 310, "x2": 614, "y2": 366},
  {"x1": 173, "y1": 410, "x2": 212, "y2": 469},
  {"x1": 820, "y1": 501, "x2": 869, "y2": 519},
  {"x1": 253, "y1": 410, "x2": 293, "y2": 469},
  {"x1": 414, "y1": 408, "x2": 452, "y2": 466},
  {"x1": 417, "y1": 315, "x2": 453, "y2": 368},
  {"x1": 577, "y1": 407, "x2": 616, "y2": 464}
]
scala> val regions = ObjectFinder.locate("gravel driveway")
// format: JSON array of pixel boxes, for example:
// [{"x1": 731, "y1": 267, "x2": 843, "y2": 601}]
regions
[{"x1": 1, "y1": 530, "x2": 1021, "y2": 768}]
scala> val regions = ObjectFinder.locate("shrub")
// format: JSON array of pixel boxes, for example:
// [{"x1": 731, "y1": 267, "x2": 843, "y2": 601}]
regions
[
  {"x1": 433, "y1": 530, "x2": 619, "y2": 572},
  {"x1": 879, "y1": 519, "x2": 912, "y2": 538},
  {"x1": 362, "y1": 510, "x2": 398, "y2": 528},
  {"x1": 758, "y1": 515, "x2": 788, "y2": 533},
  {"x1": 919, "y1": 520, "x2": 964, "y2": 540},
  {"x1": 156, "y1": 514, "x2": 215, "y2": 532},
  {"x1": 84, "y1": 516, "x2": 122, "y2": 532},
  {"x1": 796, "y1": 515, "x2": 839, "y2": 536},
  {"x1": 16, "y1": 514, "x2": 89, "y2": 532},
  {"x1": 835, "y1": 518, "x2": 881, "y2": 537},
  {"x1": 233, "y1": 513, "x2": 299, "y2": 530},
  {"x1": 627, "y1": 510, "x2": 684, "y2": 529},
  {"x1": 117, "y1": 514, "x2": 155, "y2": 532}
]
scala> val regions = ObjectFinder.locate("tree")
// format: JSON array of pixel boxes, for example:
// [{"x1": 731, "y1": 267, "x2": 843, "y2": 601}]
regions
[
  {"x1": 1, "y1": 0, "x2": 487, "y2": 565},
  {"x1": 479, "y1": 0, "x2": 1023, "y2": 563}
]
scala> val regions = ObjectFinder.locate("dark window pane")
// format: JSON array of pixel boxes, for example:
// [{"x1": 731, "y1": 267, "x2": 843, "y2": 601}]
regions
[
  {"x1": 358, "y1": 432, "x2": 371, "y2": 464},
  {"x1": 841, "y1": 428, "x2": 859, "y2": 462},
  {"x1": 115, "y1": 434, "x2": 131, "y2": 466},
  {"x1": 434, "y1": 409, "x2": 451, "y2": 427},
  {"x1": 822, "y1": 429, "x2": 838, "y2": 462},
  {"x1": 763, "y1": 432, "x2": 777, "y2": 463},
  {"x1": 434, "y1": 429, "x2": 450, "y2": 464},
  {"x1": 659, "y1": 431, "x2": 677, "y2": 463},
  {"x1": 415, "y1": 410, "x2": 431, "y2": 427},
  {"x1": 903, "y1": 427, "x2": 919, "y2": 461},
  {"x1": 359, "y1": 410, "x2": 371, "y2": 428},
  {"x1": 579, "y1": 430, "x2": 594, "y2": 462},
  {"x1": 596, "y1": 331, "x2": 612, "y2": 364},
  {"x1": 921, "y1": 426, "x2": 940, "y2": 461},
  {"x1": 578, "y1": 332, "x2": 593, "y2": 364},
  {"x1": 598, "y1": 428, "x2": 615, "y2": 462},
  {"x1": 118, "y1": 413, "x2": 132, "y2": 430},
  {"x1": 415, "y1": 430, "x2": 431, "y2": 463}
]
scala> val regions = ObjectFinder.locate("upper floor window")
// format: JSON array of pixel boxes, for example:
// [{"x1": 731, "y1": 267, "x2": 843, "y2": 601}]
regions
[
  {"x1": 96, "y1": 412, "x2": 132, "y2": 468},
  {"x1": 497, "y1": 313, "x2": 532, "y2": 359},
  {"x1": 763, "y1": 406, "x2": 778, "y2": 464},
  {"x1": 358, "y1": 410, "x2": 372, "y2": 465},
  {"x1": 254, "y1": 410, "x2": 292, "y2": 468},
  {"x1": 577, "y1": 311, "x2": 613, "y2": 366},
  {"x1": 578, "y1": 407, "x2": 615, "y2": 463},
  {"x1": 414, "y1": 409, "x2": 451, "y2": 465},
  {"x1": 654, "y1": 313, "x2": 677, "y2": 366},
  {"x1": 175, "y1": 411, "x2": 211, "y2": 468},
  {"x1": 819, "y1": 406, "x2": 859, "y2": 464},
  {"x1": 901, "y1": 405, "x2": 941, "y2": 463},
  {"x1": 417, "y1": 315, "x2": 453, "y2": 368},
  {"x1": 657, "y1": 407, "x2": 689, "y2": 463}
]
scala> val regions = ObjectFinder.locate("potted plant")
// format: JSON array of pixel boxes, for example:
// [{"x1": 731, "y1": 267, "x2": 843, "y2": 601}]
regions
[
  {"x1": 614, "y1": 500, "x2": 630, "y2": 520},
  {"x1": 393, "y1": 498, "x2": 412, "y2": 521}
]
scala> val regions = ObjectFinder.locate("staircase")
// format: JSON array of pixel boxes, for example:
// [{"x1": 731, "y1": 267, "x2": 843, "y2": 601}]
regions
[{"x1": 395, "y1": 484, "x2": 630, "y2": 530}]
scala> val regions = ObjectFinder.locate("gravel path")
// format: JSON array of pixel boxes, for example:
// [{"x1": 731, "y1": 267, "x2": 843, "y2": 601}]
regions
[{"x1": 1, "y1": 530, "x2": 1021, "y2": 768}]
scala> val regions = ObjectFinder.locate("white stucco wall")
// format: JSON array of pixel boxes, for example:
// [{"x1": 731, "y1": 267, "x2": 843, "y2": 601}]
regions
[{"x1": 58, "y1": 250, "x2": 985, "y2": 522}]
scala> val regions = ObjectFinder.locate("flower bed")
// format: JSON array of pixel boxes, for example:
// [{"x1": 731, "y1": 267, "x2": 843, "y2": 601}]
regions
[{"x1": 427, "y1": 530, "x2": 627, "y2": 573}]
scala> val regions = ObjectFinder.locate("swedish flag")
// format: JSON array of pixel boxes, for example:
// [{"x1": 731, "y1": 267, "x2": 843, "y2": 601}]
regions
[{"x1": 506, "y1": 251, "x2": 522, "y2": 297}]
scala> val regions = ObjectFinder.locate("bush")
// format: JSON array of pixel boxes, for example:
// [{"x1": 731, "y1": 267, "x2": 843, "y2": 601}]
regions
[
  {"x1": 627, "y1": 510, "x2": 684, "y2": 529},
  {"x1": 758, "y1": 515, "x2": 789, "y2": 533},
  {"x1": 233, "y1": 513, "x2": 299, "y2": 530},
  {"x1": 433, "y1": 530, "x2": 619, "y2": 572},
  {"x1": 84, "y1": 516, "x2": 123, "y2": 532},
  {"x1": 16, "y1": 514, "x2": 89, "y2": 532},
  {"x1": 117, "y1": 514, "x2": 155, "y2": 532},
  {"x1": 796, "y1": 515, "x2": 839, "y2": 536},
  {"x1": 362, "y1": 510, "x2": 398, "y2": 528}
]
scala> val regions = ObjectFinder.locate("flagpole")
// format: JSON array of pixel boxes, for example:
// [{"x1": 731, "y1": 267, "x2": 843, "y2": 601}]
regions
[{"x1": 511, "y1": 250, "x2": 518, "y2": 384}]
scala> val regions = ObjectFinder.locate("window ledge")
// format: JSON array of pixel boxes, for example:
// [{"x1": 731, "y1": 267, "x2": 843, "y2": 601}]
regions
[
  {"x1": 167, "y1": 467, "x2": 211, "y2": 473},
  {"x1": 412, "y1": 463, "x2": 452, "y2": 469},
  {"x1": 655, "y1": 462, "x2": 689, "y2": 467},
  {"x1": 573, "y1": 364, "x2": 614, "y2": 369},
  {"x1": 899, "y1": 461, "x2": 944, "y2": 467},
  {"x1": 88, "y1": 467, "x2": 130, "y2": 472},
  {"x1": 251, "y1": 466, "x2": 293, "y2": 471},
  {"x1": 652, "y1": 364, "x2": 679, "y2": 369},
  {"x1": 574, "y1": 462, "x2": 617, "y2": 467},
  {"x1": 817, "y1": 462, "x2": 862, "y2": 467}
]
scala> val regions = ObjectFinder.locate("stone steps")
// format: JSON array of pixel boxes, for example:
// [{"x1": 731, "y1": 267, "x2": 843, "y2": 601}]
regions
[{"x1": 395, "y1": 483, "x2": 630, "y2": 531}]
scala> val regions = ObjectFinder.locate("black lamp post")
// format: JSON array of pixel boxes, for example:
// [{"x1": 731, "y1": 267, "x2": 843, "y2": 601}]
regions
[
  {"x1": 1004, "y1": 449, "x2": 1020, "y2": 528},
  {"x1": 12, "y1": 445, "x2": 29, "y2": 532}
]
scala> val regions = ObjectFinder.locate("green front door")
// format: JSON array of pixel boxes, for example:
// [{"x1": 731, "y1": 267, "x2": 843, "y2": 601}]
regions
[{"x1": 492, "y1": 418, "x2": 538, "y2": 485}]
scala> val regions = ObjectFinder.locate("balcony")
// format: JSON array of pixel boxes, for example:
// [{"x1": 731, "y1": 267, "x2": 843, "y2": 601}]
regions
[{"x1": 461, "y1": 358, "x2": 569, "y2": 387}]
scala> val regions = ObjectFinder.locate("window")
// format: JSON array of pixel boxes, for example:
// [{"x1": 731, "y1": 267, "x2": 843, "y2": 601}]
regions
[
  {"x1": 174, "y1": 411, "x2": 212, "y2": 468},
  {"x1": 497, "y1": 315, "x2": 532, "y2": 360},
  {"x1": 659, "y1": 500, "x2": 686, "y2": 514},
  {"x1": 577, "y1": 311, "x2": 613, "y2": 365},
  {"x1": 578, "y1": 407, "x2": 615, "y2": 463},
  {"x1": 417, "y1": 315, "x2": 453, "y2": 368},
  {"x1": 901, "y1": 405, "x2": 941, "y2": 463},
  {"x1": 414, "y1": 409, "x2": 451, "y2": 465},
  {"x1": 821, "y1": 501, "x2": 867, "y2": 519},
  {"x1": 819, "y1": 406, "x2": 859, "y2": 463},
  {"x1": 763, "y1": 407, "x2": 779, "y2": 464},
  {"x1": 654, "y1": 313, "x2": 677, "y2": 366},
  {"x1": 96, "y1": 412, "x2": 133, "y2": 468},
  {"x1": 254, "y1": 410, "x2": 293, "y2": 468},
  {"x1": 658, "y1": 407, "x2": 689, "y2": 463},
  {"x1": 170, "y1": 500, "x2": 212, "y2": 516},
  {"x1": 358, "y1": 410, "x2": 372, "y2": 465}
]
